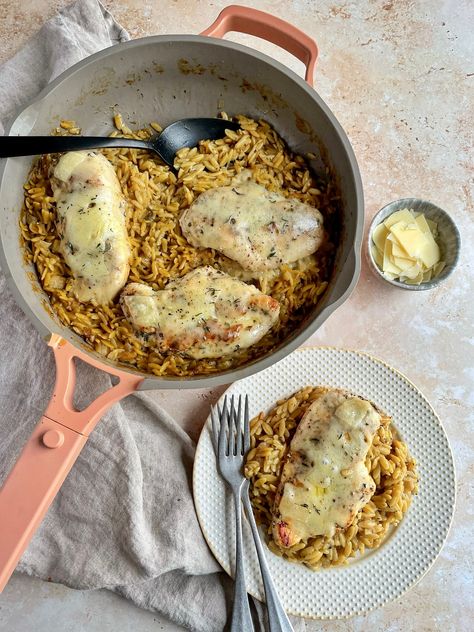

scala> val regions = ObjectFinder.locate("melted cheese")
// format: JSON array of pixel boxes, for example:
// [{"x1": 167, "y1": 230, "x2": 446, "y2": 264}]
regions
[
  {"x1": 273, "y1": 390, "x2": 381, "y2": 544},
  {"x1": 120, "y1": 266, "x2": 280, "y2": 359},
  {"x1": 51, "y1": 151, "x2": 130, "y2": 304},
  {"x1": 179, "y1": 170, "x2": 324, "y2": 272}
]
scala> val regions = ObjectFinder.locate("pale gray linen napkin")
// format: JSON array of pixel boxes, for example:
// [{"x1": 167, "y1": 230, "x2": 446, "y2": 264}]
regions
[
  {"x1": 0, "y1": 2, "x2": 305, "y2": 630},
  {"x1": 0, "y1": 1, "x2": 230, "y2": 630}
]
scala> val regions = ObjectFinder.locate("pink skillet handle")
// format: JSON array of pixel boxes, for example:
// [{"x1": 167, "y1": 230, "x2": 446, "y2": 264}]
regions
[
  {"x1": 0, "y1": 334, "x2": 143, "y2": 592},
  {"x1": 201, "y1": 4, "x2": 318, "y2": 86}
]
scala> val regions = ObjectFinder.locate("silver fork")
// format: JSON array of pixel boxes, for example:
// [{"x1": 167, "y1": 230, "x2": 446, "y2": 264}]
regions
[
  {"x1": 213, "y1": 395, "x2": 254, "y2": 631},
  {"x1": 212, "y1": 395, "x2": 294, "y2": 632}
]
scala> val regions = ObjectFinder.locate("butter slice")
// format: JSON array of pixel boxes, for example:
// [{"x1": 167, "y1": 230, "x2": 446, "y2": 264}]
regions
[
  {"x1": 414, "y1": 215, "x2": 441, "y2": 267},
  {"x1": 373, "y1": 223, "x2": 389, "y2": 252},
  {"x1": 388, "y1": 236, "x2": 410, "y2": 258},
  {"x1": 383, "y1": 240, "x2": 402, "y2": 275},
  {"x1": 393, "y1": 255, "x2": 417, "y2": 270},
  {"x1": 401, "y1": 262, "x2": 422, "y2": 279},
  {"x1": 371, "y1": 207, "x2": 444, "y2": 285},
  {"x1": 405, "y1": 270, "x2": 425, "y2": 284},
  {"x1": 433, "y1": 261, "x2": 446, "y2": 277},
  {"x1": 390, "y1": 221, "x2": 430, "y2": 259},
  {"x1": 418, "y1": 233, "x2": 440, "y2": 269},
  {"x1": 415, "y1": 214, "x2": 432, "y2": 234},
  {"x1": 383, "y1": 208, "x2": 416, "y2": 229},
  {"x1": 427, "y1": 218, "x2": 438, "y2": 235},
  {"x1": 371, "y1": 243, "x2": 383, "y2": 269}
]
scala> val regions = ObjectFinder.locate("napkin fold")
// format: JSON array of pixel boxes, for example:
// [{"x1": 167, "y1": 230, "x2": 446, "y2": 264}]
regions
[
  {"x1": 0, "y1": 1, "x2": 229, "y2": 630},
  {"x1": 0, "y1": 0, "x2": 128, "y2": 134},
  {"x1": 0, "y1": 2, "x2": 305, "y2": 630}
]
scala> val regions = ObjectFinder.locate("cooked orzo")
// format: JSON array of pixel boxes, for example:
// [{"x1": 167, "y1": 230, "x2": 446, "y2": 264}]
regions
[
  {"x1": 244, "y1": 386, "x2": 418, "y2": 569},
  {"x1": 20, "y1": 114, "x2": 339, "y2": 376}
]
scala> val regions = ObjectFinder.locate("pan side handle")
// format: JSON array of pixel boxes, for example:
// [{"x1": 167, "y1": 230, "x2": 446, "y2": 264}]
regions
[
  {"x1": 201, "y1": 4, "x2": 318, "y2": 86},
  {"x1": 0, "y1": 334, "x2": 143, "y2": 592}
]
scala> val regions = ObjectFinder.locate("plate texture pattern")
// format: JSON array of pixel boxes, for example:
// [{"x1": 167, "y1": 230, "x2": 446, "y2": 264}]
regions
[{"x1": 193, "y1": 348, "x2": 456, "y2": 619}]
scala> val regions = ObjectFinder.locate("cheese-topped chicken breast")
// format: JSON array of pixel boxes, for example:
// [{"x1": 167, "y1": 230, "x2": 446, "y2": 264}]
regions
[
  {"x1": 272, "y1": 390, "x2": 381, "y2": 547},
  {"x1": 179, "y1": 170, "x2": 324, "y2": 272},
  {"x1": 51, "y1": 151, "x2": 130, "y2": 304},
  {"x1": 120, "y1": 266, "x2": 280, "y2": 359}
]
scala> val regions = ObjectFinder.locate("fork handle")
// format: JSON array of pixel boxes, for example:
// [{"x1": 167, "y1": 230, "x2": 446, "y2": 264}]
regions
[
  {"x1": 242, "y1": 491, "x2": 294, "y2": 632},
  {"x1": 231, "y1": 488, "x2": 255, "y2": 632}
]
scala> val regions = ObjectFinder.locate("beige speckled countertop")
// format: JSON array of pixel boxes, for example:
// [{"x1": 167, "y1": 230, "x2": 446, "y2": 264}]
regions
[{"x1": 0, "y1": 1, "x2": 473, "y2": 631}]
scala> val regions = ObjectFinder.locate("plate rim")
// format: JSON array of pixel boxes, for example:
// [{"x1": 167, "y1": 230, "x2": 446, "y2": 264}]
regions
[{"x1": 192, "y1": 346, "x2": 457, "y2": 620}]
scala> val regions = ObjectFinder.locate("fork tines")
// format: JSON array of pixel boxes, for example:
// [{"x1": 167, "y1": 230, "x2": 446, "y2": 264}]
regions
[{"x1": 211, "y1": 394, "x2": 250, "y2": 457}]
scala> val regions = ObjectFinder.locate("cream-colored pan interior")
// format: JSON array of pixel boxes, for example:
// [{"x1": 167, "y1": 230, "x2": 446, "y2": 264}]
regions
[{"x1": 0, "y1": 35, "x2": 363, "y2": 388}]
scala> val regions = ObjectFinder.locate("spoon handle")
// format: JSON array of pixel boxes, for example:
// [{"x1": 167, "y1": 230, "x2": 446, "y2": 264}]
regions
[{"x1": 0, "y1": 136, "x2": 151, "y2": 158}]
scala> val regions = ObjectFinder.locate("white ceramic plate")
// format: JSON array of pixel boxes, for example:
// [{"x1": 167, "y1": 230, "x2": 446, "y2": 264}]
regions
[{"x1": 193, "y1": 347, "x2": 456, "y2": 619}]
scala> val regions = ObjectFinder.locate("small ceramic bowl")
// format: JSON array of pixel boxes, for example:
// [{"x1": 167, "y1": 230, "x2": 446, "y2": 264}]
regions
[{"x1": 367, "y1": 198, "x2": 460, "y2": 291}]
